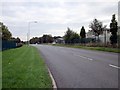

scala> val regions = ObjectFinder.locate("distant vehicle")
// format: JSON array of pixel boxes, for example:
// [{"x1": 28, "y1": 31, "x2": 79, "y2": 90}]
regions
[{"x1": 52, "y1": 42, "x2": 56, "y2": 45}]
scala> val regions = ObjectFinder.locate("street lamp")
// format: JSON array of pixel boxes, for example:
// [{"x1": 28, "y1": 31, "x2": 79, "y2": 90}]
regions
[
  {"x1": 28, "y1": 21, "x2": 37, "y2": 45},
  {"x1": 103, "y1": 29, "x2": 107, "y2": 46}
]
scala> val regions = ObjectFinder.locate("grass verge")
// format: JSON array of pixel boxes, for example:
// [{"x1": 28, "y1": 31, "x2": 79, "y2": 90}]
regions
[
  {"x1": 2, "y1": 45, "x2": 52, "y2": 88},
  {"x1": 52, "y1": 44, "x2": 120, "y2": 53}
]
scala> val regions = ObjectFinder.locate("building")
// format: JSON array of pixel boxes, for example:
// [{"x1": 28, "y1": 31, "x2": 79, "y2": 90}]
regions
[
  {"x1": 55, "y1": 38, "x2": 65, "y2": 44},
  {"x1": 86, "y1": 29, "x2": 111, "y2": 44}
]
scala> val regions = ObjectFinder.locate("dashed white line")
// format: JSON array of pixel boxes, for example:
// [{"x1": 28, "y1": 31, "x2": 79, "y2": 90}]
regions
[
  {"x1": 88, "y1": 58, "x2": 93, "y2": 61},
  {"x1": 74, "y1": 54, "x2": 93, "y2": 61},
  {"x1": 109, "y1": 64, "x2": 120, "y2": 69}
]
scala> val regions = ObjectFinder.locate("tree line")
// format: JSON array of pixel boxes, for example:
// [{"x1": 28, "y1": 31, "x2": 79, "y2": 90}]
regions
[
  {"x1": 30, "y1": 34, "x2": 54, "y2": 44},
  {"x1": 64, "y1": 14, "x2": 118, "y2": 46},
  {"x1": 30, "y1": 14, "x2": 118, "y2": 46}
]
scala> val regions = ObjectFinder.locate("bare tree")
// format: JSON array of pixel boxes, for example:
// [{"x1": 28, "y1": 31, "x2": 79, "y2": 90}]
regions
[{"x1": 89, "y1": 19, "x2": 105, "y2": 43}]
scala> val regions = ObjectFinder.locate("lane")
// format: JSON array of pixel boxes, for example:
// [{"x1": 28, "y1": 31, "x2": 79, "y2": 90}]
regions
[
  {"x1": 33, "y1": 45, "x2": 118, "y2": 88},
  {"x1": 57, "y1": 46, "x2": 119, "y2": 68},
  {"x1": 57, "y1": 46, "x2": 118, "y2": 66}
]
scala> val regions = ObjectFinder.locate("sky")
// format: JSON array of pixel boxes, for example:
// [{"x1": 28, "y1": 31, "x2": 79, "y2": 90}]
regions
[{"x1": 1, "y1": 0, "x2": 119, "y2": 41}]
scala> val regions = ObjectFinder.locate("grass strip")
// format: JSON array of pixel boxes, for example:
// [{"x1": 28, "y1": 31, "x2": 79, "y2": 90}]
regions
[
  {"x1": 52, "y1": 44, "x2": 120, "y2": 53},
  {"x1": 2, "y1": 45, "x2": 52, "y2": 88}
]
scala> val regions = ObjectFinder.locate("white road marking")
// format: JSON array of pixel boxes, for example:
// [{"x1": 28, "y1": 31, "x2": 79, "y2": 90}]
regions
[
  {"x1": 47, "y1": 68, "x2": 57, "y2": 88},
  {"x1": 88, "y1": 58, "x2": 93, "y2": 61},
  {"x1": 74, "y1": 54, "x2": 93, "y2": 61},
  {"x1": 109, "y1": 64, "x2": 120, "y2": 69}
]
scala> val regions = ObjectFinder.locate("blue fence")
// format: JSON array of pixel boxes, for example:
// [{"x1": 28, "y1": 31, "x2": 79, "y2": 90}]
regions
[
  {"x1": 2, "y1": 40, "x2": 17, "y2": 50},
  {"x1": 0, "y1": 40, "x2": 1, "y2": 51}
]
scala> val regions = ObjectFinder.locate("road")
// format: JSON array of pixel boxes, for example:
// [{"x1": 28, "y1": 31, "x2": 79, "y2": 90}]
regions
[{"x1": 32, "y1": 44, "x2": 118, "y2": 88}]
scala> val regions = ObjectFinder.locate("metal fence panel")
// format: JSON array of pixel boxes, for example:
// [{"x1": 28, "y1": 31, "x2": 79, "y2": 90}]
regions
[{"x1": 2, "y1": 40, "x2": 17, "y2": 50}]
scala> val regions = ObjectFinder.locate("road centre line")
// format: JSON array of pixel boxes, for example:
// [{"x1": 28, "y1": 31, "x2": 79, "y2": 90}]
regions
[
  {"x1": 74, "y1": 54, "x2": 93, "y2": 61},
  {"x1": 109, "y1": 64, "x2": 120, "y2": 69},
  {"x1": 59, "y1": 49, "x2": 94, "y2": 61}
]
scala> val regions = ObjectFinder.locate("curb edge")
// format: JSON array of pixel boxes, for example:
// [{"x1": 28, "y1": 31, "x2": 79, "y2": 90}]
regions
[{"x1": 47, "y1": 68, "x2": 57, "y2": 89}]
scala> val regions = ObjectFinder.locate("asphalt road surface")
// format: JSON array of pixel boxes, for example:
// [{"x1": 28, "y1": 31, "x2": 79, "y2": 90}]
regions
[{"x1": 32, "y1": 44, "x2": 119, "y2": 88}]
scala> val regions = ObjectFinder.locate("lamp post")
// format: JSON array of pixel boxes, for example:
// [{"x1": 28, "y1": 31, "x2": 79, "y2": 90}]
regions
[
  {"x1": 103, "y1": 28, "x2": 109, "y2": 47},
  {"x1": 104, "y1": 30, "x2": 106, "y2": 46},
  {"x1": 28, "y1": 21, "x2": 37, "y2": 45}
]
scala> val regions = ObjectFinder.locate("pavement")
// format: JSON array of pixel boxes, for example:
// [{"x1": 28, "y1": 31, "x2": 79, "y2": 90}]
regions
[{"x1": 32, "y1": 44, "x2": 119, "y2": 88}]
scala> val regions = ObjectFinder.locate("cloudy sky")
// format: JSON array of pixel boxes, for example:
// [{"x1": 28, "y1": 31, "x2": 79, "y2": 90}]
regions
[{"x1": 1, "y1": 0, "x2": 119, "y2": 41}]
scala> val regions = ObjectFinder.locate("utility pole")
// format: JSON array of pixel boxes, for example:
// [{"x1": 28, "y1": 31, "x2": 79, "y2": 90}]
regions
[{"x1": 28, "y1": 21, "x2": 37, "y2": 46}]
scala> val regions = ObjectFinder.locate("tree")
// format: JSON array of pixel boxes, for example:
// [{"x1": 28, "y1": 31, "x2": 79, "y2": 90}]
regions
[
  {"x1": 39, "y1": 37, "x2": 43, "y2": 44},
  {"x1": 42, "y1": 34, "x2": 53, "y2": 43},
  {"x1": 110, "y1": 14, "x2": 118, "y2": 46},
  {"x1": 12, "y1": 37, "x2": 21, "y2": 43},
  {"x1": 64, "y1": 27, "x2": 73, "y2": 44},
  {"x1": 30, "y1": 37, "x2": 39, "y2": 44},
  {"x1": 53, "y1": 36, "x2": 62, "y2": 40},
  {"x1": 80, "y1": 26, "x2": 86, "y2": 43},
  {"x1": 16, "y1": 37, "x2": 21, "y2": 43},
  {"x1": 10, "y1": 37, "x2": 21, "y2": 43},
  {"x1": 71, "y1": 32, "x2": 80, "y2": 43},
  {"x1": 64, "y1": 27, "x2": 80, "y2": 44},
  {"x1": 0, "y1": 22, "x2": 12, "y2": 40},
  {"x1": 89, "y1": 19, "x2": 104, "y2": 42}
]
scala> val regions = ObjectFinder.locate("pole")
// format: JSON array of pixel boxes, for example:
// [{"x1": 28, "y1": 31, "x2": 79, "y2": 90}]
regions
[
  {"x1": 28, "y1": 21, "x2": 37, "y2": 46},
  {"x1": 104, "y1": 30, "x2": 106, "y2": 46},
  {"x1": 27, "y1": 33, "x2": 29, "y2": 45},
  {"x1": 28, "y1": 22, "x2": 30, "y2": 45}
]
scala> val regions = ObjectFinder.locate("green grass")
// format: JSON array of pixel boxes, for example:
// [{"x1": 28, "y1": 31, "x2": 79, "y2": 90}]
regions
[
  {"x1": 52, "y1": 44, "x2": 120, "y2": 53},
  {"x1": 2, "y1": 46, "x2": 52, "y2": 88}
]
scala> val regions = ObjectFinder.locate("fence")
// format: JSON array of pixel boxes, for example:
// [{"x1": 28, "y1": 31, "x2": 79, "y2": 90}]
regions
[
  {"x1": 0, "y1": 39, "x2": 1, "y2": 51},
  {"x1": 2, "y1": 40, "x2": 17, "y2": 50}
]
